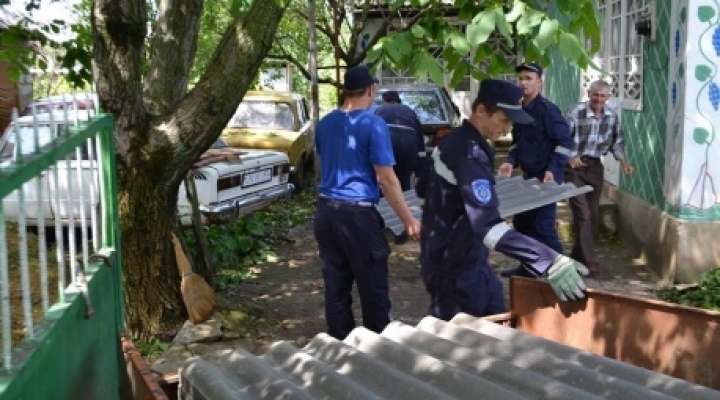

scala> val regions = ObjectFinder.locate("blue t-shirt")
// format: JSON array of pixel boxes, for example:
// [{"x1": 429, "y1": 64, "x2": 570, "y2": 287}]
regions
[{"x1": 316, "y1": 109, "x2": 395, "y2": 203}]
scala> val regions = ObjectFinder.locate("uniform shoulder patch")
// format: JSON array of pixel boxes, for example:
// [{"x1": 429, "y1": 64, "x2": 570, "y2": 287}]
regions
[{"x1": 471, "y1": 179, "x2": 492, "y2": 204}]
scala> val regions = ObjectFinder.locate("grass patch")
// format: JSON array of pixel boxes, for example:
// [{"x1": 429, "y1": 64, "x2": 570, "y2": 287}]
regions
[
  {"x1": 4, "y1": 223, "x2": 64, "y2": 346},
  {"x1": 184, "y1": 184, "x2": 317, "y2": 291},
  {"x1": 655, "y1": 268, "x2": 720, "y2": 311}
]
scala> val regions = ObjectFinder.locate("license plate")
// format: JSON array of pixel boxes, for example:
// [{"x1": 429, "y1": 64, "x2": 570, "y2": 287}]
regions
[{"x1": 242, "y1": 168, "x2": 272, "y2": 187}]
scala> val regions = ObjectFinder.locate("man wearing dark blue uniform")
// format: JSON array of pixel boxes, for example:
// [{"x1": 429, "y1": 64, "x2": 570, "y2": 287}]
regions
[
  {"x1": 314, "y1": 66, "x2": 421, "y2": 340},
  {"x1": 498, "y1": 62, "x2": 572, "y2": 278},
  {"x1": 374, "y1": 90, "x2": 426, "y2": 191},
  {"x1": 421, "y1": 79, "x2": 589, "y2": 320}
]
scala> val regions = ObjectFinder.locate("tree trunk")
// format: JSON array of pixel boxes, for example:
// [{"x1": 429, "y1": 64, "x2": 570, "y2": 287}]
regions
[
  {"x1": 92, "y1": 0, "x2": 288, "y2": 339},
  {"x1": 118, "y1": 161, "x2": 186, "y2": 339}
]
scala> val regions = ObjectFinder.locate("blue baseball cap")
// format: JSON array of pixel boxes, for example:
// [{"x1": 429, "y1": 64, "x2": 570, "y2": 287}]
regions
[
  {"x1": 476, "y1": 79, "x2": 533, "y2": 124},
  {"x1": 343, "y1": 66, "x2": 379, "y2": 91},
  {"x1": 515, "y1": 61, "x2": 543, "y2": 77}
]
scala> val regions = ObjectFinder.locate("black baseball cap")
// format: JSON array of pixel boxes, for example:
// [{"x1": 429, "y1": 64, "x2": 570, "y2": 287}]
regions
[
  {"x1": 515, "y1": 61, "x2": 543, "y2": 77},
  {"x1": 343, "y1": 66, "x2": 379, "y2": 91},
  {"x1": 476, "y1": 79, "x2": 533, "y2": 124},
  {"x1": 381, "y1": 90, "x2": 402, "y2": 103}
]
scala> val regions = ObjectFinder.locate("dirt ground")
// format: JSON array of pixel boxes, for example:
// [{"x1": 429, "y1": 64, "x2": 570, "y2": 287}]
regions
[{"x1": 213, "y1": 211, "x2": 662, "y2": 356}]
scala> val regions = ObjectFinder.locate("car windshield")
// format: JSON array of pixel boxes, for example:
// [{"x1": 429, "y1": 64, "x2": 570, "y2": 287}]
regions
[
  {"x1": 211, "y1": 138, "x2": 228, "y2": 149},
  {"x1": 228, "y1": 100, "x2": 295, "y2": 130},
  {"x1": 375, "y1": 90, "x2": 447, "y2": 124}
]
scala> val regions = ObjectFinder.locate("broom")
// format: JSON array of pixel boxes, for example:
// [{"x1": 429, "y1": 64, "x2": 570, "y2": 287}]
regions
[{"x1": 171, "y1": 232, "x2": 216, "y2": 323}]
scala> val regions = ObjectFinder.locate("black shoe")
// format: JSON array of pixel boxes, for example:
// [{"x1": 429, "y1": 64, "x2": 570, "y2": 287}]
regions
[
  {"x1": 394, "y1": 231, "x2": 409, "y2": 245},
  {"x1": 500, "y1": 266, "x2": 535, "y2": 278}
]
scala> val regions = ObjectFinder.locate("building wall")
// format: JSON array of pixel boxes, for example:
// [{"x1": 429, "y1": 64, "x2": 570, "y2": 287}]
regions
[
  {"x1": 613, "y1": 0, "x2": 720, "y2": 283},
  {"x1": 543, "y1": 2, "x2": 581, "y2": 112},
  {"x1": 618, "y1": 0, "x2": 672, "y2": 210},
  {"x1": 664, "y1": 0, "x2": 720, "y2": 220}
]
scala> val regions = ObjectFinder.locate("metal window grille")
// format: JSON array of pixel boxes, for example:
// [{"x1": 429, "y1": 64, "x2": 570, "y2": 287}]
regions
[{"x1": 582, "y1": 0, "x2": 646, "y2": 110}]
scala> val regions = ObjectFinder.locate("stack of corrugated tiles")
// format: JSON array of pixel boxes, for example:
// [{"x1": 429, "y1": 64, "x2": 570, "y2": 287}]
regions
[{"x1": 178, "y1": 313, "x2": 720, "y2": 399}]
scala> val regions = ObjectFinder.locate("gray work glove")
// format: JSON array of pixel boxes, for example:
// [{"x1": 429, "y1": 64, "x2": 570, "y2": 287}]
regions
[{"x1": 547, "y1": 255, "x2": 590, "y2": 301}]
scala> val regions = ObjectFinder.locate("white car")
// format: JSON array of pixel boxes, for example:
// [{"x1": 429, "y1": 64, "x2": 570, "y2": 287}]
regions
[{"x1": 0, "y1": 111, "x2": 293, "y2": 227}]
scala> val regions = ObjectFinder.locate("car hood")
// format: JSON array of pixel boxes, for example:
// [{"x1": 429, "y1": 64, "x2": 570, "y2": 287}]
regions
[
  {"x1": 221, "y1": 127, "x2": 297, "y2": 151},
  {"x1": 193, "y1": 148, "x2": 288, "y2": 177}
]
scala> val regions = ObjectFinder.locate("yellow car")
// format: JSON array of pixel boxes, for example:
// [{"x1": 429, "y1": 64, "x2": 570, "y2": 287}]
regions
[{"x1": 221, "y1": 91, "x2": 315, "y2": 190}]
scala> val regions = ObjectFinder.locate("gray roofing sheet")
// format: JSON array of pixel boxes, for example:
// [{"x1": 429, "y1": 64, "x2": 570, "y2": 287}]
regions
[
  {"x1": 377, "y1": 175, "x2": 594, "y2": 235},
  {"x1": 178, "y1": 313, "x2": 720, "y2": 399}
]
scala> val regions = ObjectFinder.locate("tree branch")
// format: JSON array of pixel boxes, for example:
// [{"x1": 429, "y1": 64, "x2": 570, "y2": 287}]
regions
[
  {"x1": 267, "y1": 53, "x2": 339, "y2": 87},
  {"x1": 167, "y1": 0, "x2": 289, "y2": 184},
  {"x1": 92, "y1": 0, "x2": 149, "y2": 135},
  {"x1": 347, "y1": 5, "x2": 431, "y2": 66},
  {"x1": 143, "y1": 0, "x2": 204, "y2": 114}
]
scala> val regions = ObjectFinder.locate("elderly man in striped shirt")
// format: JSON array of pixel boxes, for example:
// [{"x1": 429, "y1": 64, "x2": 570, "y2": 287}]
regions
[{"x1": 564, "y1": 80, "x2": 635, "y2": 275}]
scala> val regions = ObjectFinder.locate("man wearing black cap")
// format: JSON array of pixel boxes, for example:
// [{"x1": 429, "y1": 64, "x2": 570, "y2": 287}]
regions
[
  {"x1": 498, "y1": 62, "x2": 573, "y2": 278},
  {"x1": 313, "y1": 65, "x2": 421, "y2": 340},
  {"x1": 375, "y1": 91, "x2": 425, "y2": 192},
  {"x1": 374, "y1": 90, "x2": 425, "y2": 244},
  {"x1": 420, "y1": 78, "x2": 588, "y2": 320}
]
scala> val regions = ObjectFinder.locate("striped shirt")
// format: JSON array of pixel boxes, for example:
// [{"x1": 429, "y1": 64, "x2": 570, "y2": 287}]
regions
[{"x1": 564, "y1": 102, "x2": 626, "y2": 160}]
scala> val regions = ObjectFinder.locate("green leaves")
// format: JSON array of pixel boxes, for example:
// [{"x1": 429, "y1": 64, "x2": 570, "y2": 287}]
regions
[
  {"x1": 698, "y1": 6, "x2": 716, "y2": 23},
  {"x1": 420, "y1": 53, "x2": 444, "y2": 86},
  {"x1": 516, "y1": 7, "x2": 544, "y2": 35},
  {"x1": 364, "y1": 0, "x2": 603, "y2": 86},
  {"x1": 693, "y1": 128, "x2": 710, "y2": 144},
  {"x1": 558, "y1": 32, "x2": 583, "y2": 61},
  {"x1": 535, "y1": 19, "x2": 559, "y2": 50},
  {"x1": 696, "y1": 64, "x2": 713, "y2": 81},
  {"x1": 466, "y1": 10, "x2": 496, "y2": 46}
]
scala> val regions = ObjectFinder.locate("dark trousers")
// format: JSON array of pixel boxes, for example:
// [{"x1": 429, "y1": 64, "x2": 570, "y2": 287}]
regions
[
  {"x1": 512, "y1": 203, "x2": 563, "y2": 254},
  {"x1": 313, "y1": 198, "x2": 391, "y2": 340},
  {"x1": 564, "y1": 157, "x2": 604, "y2": 270},
  {"x1": 389, "y1": 127, "x2": 419, "y2": 191},
  {"x1": 422, "y1": 264, "x2": 506, "y2": 321}
]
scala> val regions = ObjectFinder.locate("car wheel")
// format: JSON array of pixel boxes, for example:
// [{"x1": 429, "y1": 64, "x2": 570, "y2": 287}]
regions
[{"x1": 290, "y1": 158, "x2": 306, "y2": 192}]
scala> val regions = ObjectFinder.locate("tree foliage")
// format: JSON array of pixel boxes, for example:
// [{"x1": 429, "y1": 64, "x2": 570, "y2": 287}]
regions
[
  {"x1": 264, "y1": 0, "x2": 603, "y2": 89},
  {"x1": 371, "y1": 0, "x2": 603, "y2": 86}
]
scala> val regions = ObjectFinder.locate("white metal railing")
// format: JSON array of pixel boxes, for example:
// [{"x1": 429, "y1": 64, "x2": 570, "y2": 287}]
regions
[{"x1": 0, "y1": 92, "x2": 104, "y2": 370}]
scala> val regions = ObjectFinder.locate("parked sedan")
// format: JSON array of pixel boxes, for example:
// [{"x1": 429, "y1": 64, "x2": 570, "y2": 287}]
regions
[
  {"x1": 0, "y1": 111, "x2": 293, "y2": 227},
  {"x1": 21, "y1": 93, "x2": 97, "y2": 117},
  {"x1": 220, "y1": 91, "x2": 315, "y2": 190}
]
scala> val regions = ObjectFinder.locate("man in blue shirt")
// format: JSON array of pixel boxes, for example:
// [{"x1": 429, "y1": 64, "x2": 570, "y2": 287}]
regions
[
  {"x1": 421, "y1": 79, "x2": 589, "y2": 320},
  {"x1": 497, "y1": 62, "x2": 572, "y2": 278},
  {"x1": 314, "y1": 65, "x2": 421, "y2": 340}
]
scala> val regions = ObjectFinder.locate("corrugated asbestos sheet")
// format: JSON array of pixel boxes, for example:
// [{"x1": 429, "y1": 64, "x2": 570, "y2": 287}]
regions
[
  {"x1": 377, "y1": 176, "x2": 594, "y2": 235},
  {"x1": 178, "y1": 313, "x2": 720, "y2": 399}
]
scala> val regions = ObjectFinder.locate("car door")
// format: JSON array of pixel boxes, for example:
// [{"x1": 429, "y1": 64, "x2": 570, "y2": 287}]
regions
[{"x1": 299, "y1": 98, "x2": 314, "y2": 156}]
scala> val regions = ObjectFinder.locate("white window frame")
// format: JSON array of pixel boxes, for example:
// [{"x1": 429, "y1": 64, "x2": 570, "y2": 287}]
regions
[{"x1": 581, "y1": 0, "x2": 646, "y2": 111}]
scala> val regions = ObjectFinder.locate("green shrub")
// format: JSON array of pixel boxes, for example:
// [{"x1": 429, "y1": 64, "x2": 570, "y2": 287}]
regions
[
  {"x1": 655, "y1": 268, "x2": 720, "y2": 311},
  {"x1": 183, "y1": 187, "x2": 317, "y2": 291}
]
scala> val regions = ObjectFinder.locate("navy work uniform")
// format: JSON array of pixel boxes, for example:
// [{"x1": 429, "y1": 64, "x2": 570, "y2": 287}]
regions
[
  {"x1": 374, "y1": 91, "x2": 426, "y2": 191},
  {"x1": 314, "y1": 66, "x2": 394, "y2": 340},
  {"x1": 420, "y1": 79, "x2": 559, "y2": 320},
  {"x1": 506, "y1": 63, "x2": 571, "y2": 255}
]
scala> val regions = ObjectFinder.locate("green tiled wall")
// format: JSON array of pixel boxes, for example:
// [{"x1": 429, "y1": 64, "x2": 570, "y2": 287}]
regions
[
  {"x1": 617, "y1": 0, "x2": 671, "y2": 209},
  {"x1": 544, "y1": 48, "x2": 581, "y2": 113},
  {"x1": 543, "y1": 2, "x2": 581, "y2": 111}
]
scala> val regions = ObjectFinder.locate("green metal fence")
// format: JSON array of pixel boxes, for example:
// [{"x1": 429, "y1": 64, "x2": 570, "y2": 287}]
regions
[{"x1": 0, "y1": 105, "x2": 125, "y2": 400}]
